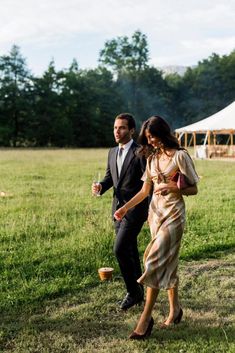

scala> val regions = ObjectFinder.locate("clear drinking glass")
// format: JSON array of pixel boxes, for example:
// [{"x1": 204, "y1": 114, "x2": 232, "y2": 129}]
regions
[{"x1": 93, "y1": 172, "x2": 101, "y2": 196}]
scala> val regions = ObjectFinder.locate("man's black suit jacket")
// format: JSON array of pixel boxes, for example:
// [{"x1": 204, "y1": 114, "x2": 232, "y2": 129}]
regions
[{"x1": 100, "y1": 141, "x2": 149, "y2": 223}]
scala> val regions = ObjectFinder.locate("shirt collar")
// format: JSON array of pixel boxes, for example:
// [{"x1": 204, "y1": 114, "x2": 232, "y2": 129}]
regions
[{"x1": 119, "y1": 139, "x2": 133, "y2": 150}]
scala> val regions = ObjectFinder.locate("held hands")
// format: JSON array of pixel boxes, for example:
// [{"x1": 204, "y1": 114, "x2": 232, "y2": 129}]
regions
[
  {"x1": 154, "y1": 180, "x2": 178, "y2": 195},
  {"x1": 114, "y1": 206, "x2": 127, "y2": 221}
]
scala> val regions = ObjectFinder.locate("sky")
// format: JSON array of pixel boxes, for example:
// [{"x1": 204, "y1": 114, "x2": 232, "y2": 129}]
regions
[{"x1": 0, "y1": 0, "x2": 234, "y2": 75}]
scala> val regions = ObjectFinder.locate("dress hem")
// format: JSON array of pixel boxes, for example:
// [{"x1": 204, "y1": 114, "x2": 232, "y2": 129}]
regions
[{"x1": 137, "y1": 278, "x2": 178, "y2": 290}]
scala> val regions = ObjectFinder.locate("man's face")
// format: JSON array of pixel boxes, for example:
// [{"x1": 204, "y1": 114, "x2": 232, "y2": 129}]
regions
[{"x1": 113, "y1": 118, "x2": 134, "y2": 145}]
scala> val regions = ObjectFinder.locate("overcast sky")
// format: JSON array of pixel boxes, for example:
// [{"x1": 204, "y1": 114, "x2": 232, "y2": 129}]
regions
[{"x1": 1, "y1": 0, "x2": 234, "y2": 75}]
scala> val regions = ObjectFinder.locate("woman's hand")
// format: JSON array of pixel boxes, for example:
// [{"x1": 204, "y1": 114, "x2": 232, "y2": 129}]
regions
[
  {"x1": 154, "y1": 181, "x2": 178, "y2": 195},
  {"x1": 114, "y1": 206, "x2": 127, "y2": 221}
]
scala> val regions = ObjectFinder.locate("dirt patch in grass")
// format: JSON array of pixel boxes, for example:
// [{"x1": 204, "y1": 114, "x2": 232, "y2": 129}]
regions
[{"x1": 1, "y1": 252, "x2": 235, "y2": 352}]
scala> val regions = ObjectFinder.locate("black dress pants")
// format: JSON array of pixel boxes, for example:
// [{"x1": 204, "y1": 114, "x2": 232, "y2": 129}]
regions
[{"x1": 114, "y1": 218, "x2": 144, "y2": 295}]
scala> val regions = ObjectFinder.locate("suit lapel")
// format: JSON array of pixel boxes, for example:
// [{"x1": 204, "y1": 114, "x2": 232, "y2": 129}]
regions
[{"x1": 111, "y1": 147, "x2": 119, "y2": 185}]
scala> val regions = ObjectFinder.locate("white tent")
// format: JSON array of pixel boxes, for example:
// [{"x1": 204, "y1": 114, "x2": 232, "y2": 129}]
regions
[
  {"x1": 175, "y1": 101, "x2": 235, "y2": 134},
  {"x1": 175, "y1": 101, "x2": 235, "y2": 158}
]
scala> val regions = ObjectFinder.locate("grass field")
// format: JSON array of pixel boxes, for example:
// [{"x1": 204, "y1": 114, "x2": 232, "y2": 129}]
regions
[{"x1": 0, "y1": 149, "x2": 235, "y2": 352}]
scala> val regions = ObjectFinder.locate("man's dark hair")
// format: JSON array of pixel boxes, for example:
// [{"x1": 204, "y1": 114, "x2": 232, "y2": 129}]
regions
[{"x1": 115, "y1": 113, "x2": 136, "y2": 130}]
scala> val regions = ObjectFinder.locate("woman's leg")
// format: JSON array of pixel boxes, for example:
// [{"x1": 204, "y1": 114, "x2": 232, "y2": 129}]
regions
[
  {"x1": 133, "y1": 286, "x2": 159, "y2": 334},
  {"x1": 164, "y1": 286, "x2": 181, "y2": 325}
]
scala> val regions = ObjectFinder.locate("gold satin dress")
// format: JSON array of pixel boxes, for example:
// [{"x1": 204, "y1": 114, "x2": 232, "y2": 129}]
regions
[{"x1": 138, "y1": 150, "x2": 199, "y2": 289}]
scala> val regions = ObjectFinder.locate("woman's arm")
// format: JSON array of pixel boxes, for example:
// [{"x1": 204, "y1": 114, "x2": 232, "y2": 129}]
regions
[
  {"x1": 114, "y1": 182, "x2": 151, "y2": 221},
  {"x1": 154, "y1": 181, "x2": 198, "y2": 196}
]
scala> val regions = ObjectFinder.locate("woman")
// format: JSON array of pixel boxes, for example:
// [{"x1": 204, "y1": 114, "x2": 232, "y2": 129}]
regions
[{"x1": 114, "y1": 116, "x2": 199, "y2": 340}]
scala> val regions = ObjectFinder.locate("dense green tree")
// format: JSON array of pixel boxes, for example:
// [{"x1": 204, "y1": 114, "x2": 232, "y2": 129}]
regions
[
  {"x1": 218, "y1": 50, "x2": 235, "y2": 103},
  {"x1": 82, "y1": 67, "x2": 123, "y2": 146},
  {"x1": 31, "y1": 60, "x2": 72, "y2": 146},
  {"x1": 137, "y1": 67, "x2": 173, "y2": 124},
  {"x1": 165, "y1": 51, "x2": 235, "y2": 128},
  {"x1": 0, "y1": 45, "x2": 33, "y2": 146},
  {"x1": 115, "y1": 66, "x2": 171, "y2": 128},
  {"x1": 99, "y1": 30, "x2": 151, "y2": 124},
  {"x1": 57, "y1": 64, "x2": 122, "y2": 147},
  {"x1": 59, "y1": 63, "x2": 98, "y2": 147},
  {"x1": 0, "y1": 40, "x2": 234, "y2": 147},
  {"x1": 99, "y1": 30, "x2": 149, "y2": 74}
]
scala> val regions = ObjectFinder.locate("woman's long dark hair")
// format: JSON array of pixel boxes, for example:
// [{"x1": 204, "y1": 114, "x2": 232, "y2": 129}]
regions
[{"x1": 138, "y1": 116, "x2": 180, "y2": 158}]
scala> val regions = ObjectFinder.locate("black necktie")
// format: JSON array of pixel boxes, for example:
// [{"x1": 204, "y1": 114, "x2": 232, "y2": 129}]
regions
[{"x1": 117, "y1": 147, "x2": 124, "y2": 176}]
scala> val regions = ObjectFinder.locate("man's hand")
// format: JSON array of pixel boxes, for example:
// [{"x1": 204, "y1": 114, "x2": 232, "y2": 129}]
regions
[{"x1": 92, "y1": 182, "x2": 102, "y2": 196}]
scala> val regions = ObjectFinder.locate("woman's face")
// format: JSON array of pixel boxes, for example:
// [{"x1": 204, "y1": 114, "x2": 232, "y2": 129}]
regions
[{"x1": 145, "y1": 129, "x2": 161, "y2": 148}]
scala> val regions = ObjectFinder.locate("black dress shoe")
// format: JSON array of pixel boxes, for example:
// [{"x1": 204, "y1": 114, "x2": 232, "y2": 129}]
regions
[
  {"x1": 129, "y1": 317, "x2": 154, "y2": 340},
  {"x1": 120, "y1": 288, "x2": 144, "y2": 311}
]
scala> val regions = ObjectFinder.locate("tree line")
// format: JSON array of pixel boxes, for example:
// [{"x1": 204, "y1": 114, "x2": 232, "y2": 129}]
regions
[{"x1": 0, "y1": 31, "x2": 234, "y2": 147}]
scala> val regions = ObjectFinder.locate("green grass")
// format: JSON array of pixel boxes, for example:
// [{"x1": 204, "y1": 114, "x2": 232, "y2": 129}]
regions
[{"x1": 0, "y1": 149, "x2": 234, "y2": 352}]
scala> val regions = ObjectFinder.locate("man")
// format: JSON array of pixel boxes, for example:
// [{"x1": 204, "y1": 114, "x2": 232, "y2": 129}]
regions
[{"x1": 92, "y1": 113, "x2": 149, "y2": 310}]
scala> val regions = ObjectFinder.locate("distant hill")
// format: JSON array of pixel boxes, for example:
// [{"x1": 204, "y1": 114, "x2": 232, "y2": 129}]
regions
[{"x1": 158, "y1": 65, "x2": 194, "y2": 77}]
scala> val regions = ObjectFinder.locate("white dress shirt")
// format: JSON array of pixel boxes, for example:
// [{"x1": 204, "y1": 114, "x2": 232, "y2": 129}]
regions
[{"x1": 118, "y1": 139, "x2": 133, "y2": 167}]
